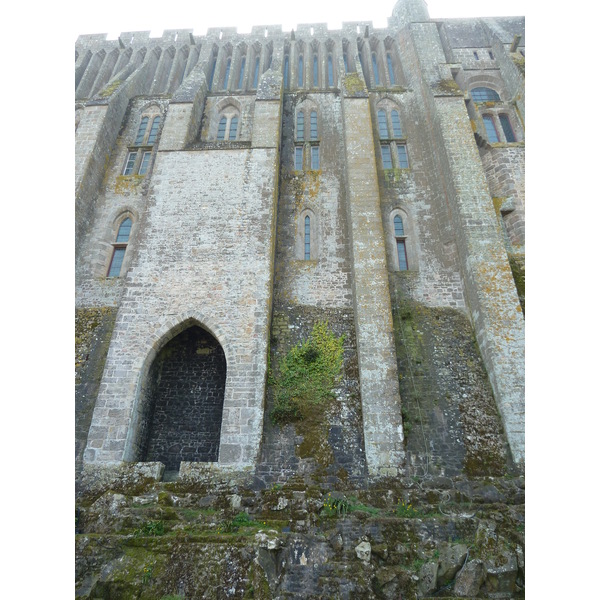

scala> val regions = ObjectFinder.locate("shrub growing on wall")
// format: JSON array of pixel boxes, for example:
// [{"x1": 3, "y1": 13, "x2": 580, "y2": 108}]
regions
[{"x1": 270, "y1": 322, "x2": 344, "y2": 425}]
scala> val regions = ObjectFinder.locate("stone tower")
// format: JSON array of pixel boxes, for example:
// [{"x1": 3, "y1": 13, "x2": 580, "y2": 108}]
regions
[{"x1": 76, "y1": 0, "x2": 525, "y2": 489}]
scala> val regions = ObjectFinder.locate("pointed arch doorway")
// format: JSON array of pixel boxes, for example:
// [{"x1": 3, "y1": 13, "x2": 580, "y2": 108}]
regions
[{"x1": 142, "y1": 325, "x2": 227, "y2": 469}]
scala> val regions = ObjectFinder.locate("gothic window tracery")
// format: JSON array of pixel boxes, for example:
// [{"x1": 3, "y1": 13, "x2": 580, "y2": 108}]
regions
[
  {"x1": 294, "y1": 104, "x2": 320, "y2": 170},
  {"x1": 123, "y1": 107, "x2": 162, "y2": 176},
  {"x1": 377, "y1": 104, "x2": 409, "y2": 169},
  {"x1": 216, "y1": 106, "x2": 241, "y2": 141},
  {"x1": 390, "y1": 211, "x2": 411, "y2": 272}
]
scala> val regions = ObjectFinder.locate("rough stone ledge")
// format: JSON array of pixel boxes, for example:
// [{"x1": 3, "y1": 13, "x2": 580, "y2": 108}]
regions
[{"x1": 79, "y1": 461, "x2": 165, "y2": 498}]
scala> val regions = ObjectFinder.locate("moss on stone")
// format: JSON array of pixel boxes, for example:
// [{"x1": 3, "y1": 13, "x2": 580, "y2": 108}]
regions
[
  {"x1": 342, "y1": 72, "x2": 367, "y2": 96},
  {"x1": 511, "y1": 53, "x2": 525, "y2": 76},
  {"x1": 508, "y1": 253, "x2": 525, "y2": 314},
  {"x1": 99, "y1": 79, "x2": 122, "y2": 97},
  {"x1": 115, "y1": 174, "x2": 144, "y2": 194}
]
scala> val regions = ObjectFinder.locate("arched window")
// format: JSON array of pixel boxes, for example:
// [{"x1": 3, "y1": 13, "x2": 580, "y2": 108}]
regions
[
  {"x1": 298, "y1": 55, "x2": 304, "y2": 86},
  {"x1": 146, "y1": 116, "x2": 161, "y2": 144},
  {"x1": 371, "y1": 52, "x2": 380, "y2": 85},
  {"x1": 208, "y1": 51, "x2": 217, "y2": 90},
  {"x1": 216, "y1": 110, "x2": 240, "y2": 141},
  {"x1": 393, "y1": 214, "x2": 408, "y2": 271},
  {"x1": 328, "y1": 55, "x2": 334, "y2": 86},
  {"x1": 229, "y1": 116, "x2": 238, "y2": 140},
  {"x1": 253, "y1": 56, "x2": 260, "y2": 88},
  {"x1": 296, "y1": 111, "x2": 304, "y2": 141},
  {"x1": 238, "y1": 56, "x2": 246, "y2": 88},
  {"x1": 471, "y1": 87, "x2": 500, "y2": 102},
  {"x1": 217, "y1": 116, "x2": 227, "y2": 140},
  {"x1": 134, "y1": 117, "x2": 149, "y2": 144},
  {"x1": 304, "y1": 215, "x2": 311, "y2": 259},
  {"x1": 386, "y1": 52, "x2": 395, "y2": 85},
  {"x1": 343, "y1": 52, "x2": 349, "y2": 73},
  {"x1": 108, "y1": 217, "x2": 132, "y2": 277},
  {"x1": 298, "y1": 209, "x2": 317, "y2": 259},
  {"x1": 223, "y1": 57, "x2": 231, "y2": 89},
  {"x1": 313, "y1": 54, "x2": 319, "y2": 86},
  {"x1": 378, "y1": 110, "x2": 389, "y2": 138},
  {"x1": 284, "y1": 54, "x2": 289, "y2": 88}
]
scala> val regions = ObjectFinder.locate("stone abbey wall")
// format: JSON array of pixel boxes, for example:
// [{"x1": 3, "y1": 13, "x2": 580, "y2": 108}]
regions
[{"x1": 75, "y1": 0, "x2": 525, "y2": 486}]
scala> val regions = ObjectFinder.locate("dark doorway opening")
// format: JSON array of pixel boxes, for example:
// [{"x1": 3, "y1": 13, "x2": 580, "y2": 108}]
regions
[{"x1": 142, "y1": 325, "x2": 227, "y2": 469}]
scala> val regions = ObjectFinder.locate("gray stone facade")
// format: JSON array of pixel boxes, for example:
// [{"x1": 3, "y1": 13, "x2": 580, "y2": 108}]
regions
[{"x1": 76, "y1": 0, "x2": 525, "y2": 484}]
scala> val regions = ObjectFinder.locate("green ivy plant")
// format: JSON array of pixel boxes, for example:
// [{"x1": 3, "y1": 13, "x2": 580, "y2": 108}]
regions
[{"x1": 270, "y1": 322, "x2": 344, "y2": 425}]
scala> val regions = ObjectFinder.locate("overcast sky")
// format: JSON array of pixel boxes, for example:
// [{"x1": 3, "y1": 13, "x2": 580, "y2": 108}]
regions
[{"x1": 74, "y1": 0, "x2": 527, "y2": 40}]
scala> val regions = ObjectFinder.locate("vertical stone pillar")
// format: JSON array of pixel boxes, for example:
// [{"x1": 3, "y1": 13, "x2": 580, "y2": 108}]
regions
[
  {"x1": 406, "y1": 19, "x2": 525, "y2": 466},
  {"x1": 341, "y1": 76, "x2": 405, "y2": 477}
]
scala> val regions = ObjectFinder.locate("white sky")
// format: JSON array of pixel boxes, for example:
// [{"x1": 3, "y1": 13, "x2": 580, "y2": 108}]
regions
[{"x1": 73, "y1": 0, "x2": 527, "y2": 40}]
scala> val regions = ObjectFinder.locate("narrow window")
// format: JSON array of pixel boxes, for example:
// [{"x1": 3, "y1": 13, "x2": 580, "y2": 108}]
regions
[
  {"x1": 238, "y1": 56, "x2": 246, "y2": 88},
  {"x1": 138, "y1": 151, "x2": 151, "y2": 175},
  {"x1": 223, "y1": 57, "x2": 231, "y2": 89},
  {"x1": 391, "y1": 110, "x2": 402, "y2": 137},
  {"x1": 488, "y1": 50, "x2": 494, "y2": 60},
  {"x1": 108, "y1": 218, "x2": 132, "y2": 277},
  {"x1": 396, "y1": 145, "x2": 409, "y2": 168},
  {"x1": 483, "y1": 115, "x2": 499, "y2": 143},
  {"x1": 229, "y1": 116, "x2": 238, "y2": 140},
  {"x1": 284, "y1": 54, "x2": 289, "y2": 88},
  {"x1": 310, "y1": 146, "x2": 319, "y2": 169},
  {"x1": 298, "y1": 55, "x2": 304, "y2": 86},
  {"x1": 107, "y1": 247, "x2": 126, "y2": 277},
  {"x1": 253, "y1": 56, "x2": 260, "y2": 87},
  {"x1": 394, "y1": 215, "x2": 408, "y2": 271},
  {"x1": 377, "y1": 110, "x2": 389, "y2": 138},
  {"x1": 296, "y1": 111, "x2": 304, "y2": 141},
  {"x1": 381, "y1": 145, "x2": 392, "y2": 169},
  {"x1": 147, "y1": 116, "x2": 161, "y2": 144},
  {"x1": 310, "y1": 111, "x2": 317, "y2": 140},
  {"x1": 396, "y1": 240, "x2": 408, "y2": 271},
  {"x1": 116, "y1": 217, "x2": 132, "y2": 242},
  {"x1": 371, "y1": 52, "x2": 380, "y2": 85},
  {"x1": 328, "y1": 55, "x2": 333, "y2": 86},
  {"x1": 313, "y1": 54, "x2": 318, "y2": 86},
  {"x1": 304, "y1": 215, "x2": 311, "y2": 259},
  {"x1": 208, "y1": 55, "x2": 217, "y2": 90},
  {"x1": 343, "y1": 52, "x2": 349, "y2": 73},
  {"x1": 474, "y1": 51, "x2": 479, "y2": 60},
  {"x1": 123, "y1": 151, "x2": 137, "y2": 175},
  {"x1": 134, "y1": 117, "x2": 149, "y2": 144},
  {"x1": 499, "y1": 114, "x2": 516, "y2": 142},
  {"x1": 295, "y1": 146, "x2": 304, "y2": 170},
  {"x1": 217, "y1": 117, "x2": 227, "y2": 140},
  {"x1": 386, "y1": 53, "x2": 395, "y2": 85}
]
